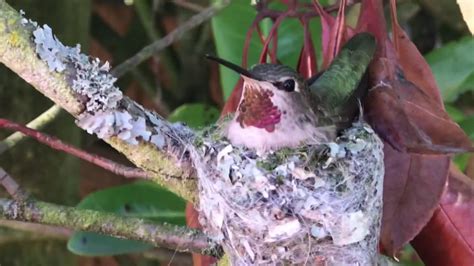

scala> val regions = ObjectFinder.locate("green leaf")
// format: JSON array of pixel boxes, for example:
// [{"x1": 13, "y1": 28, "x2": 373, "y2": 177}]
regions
[
  {"x1": 456, "y1": 72, "x2": 474, "y2": 97},
  {"x1": 168, "y1": 103, "x2": 219, "y2": 129},
  {"x1": 265, "y1": 2, "x2": 323, "y2": 68},
  {"x1": 453, "y1": 114, "x2": 474, "y2": 171},
  {"x1": 211, "y1": 1, "x2": 261, "y2": 99},
  {"x1": 459, "y1": 115, "x2": 474, "y2": 140},
  {"x1": 425, "y1": 36, "x2": 474, "y2": 102},
  {"x1": 445, "y1": 104, "x2": 465, "y2": 122},
  {"x1": 454, "y1": 153, "x2": 470, "y2": 171},
  {"x1": 68, "y1": 232, "x2": 151, "y2": 257},
  {"x1": 275, "y1": 18, "x2": 305, "y2": 67},
  {"x1": 67, "y1": 181, "x2": 186, "y2": 256}
]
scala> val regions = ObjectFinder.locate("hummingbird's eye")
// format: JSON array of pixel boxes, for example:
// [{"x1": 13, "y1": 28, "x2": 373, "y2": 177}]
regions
[{"x1": 274, "y1": 79, "x2": 295, "y2": 92}]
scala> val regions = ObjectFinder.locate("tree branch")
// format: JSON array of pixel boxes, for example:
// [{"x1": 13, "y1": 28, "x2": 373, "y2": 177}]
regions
[
  {"x1": 111, "y1": 0, "x2": 230, "y2": 78},
  {"x1": 0, "y1": 0, "x2": 198, "y2": 202},
  {"x1": 0, "y1": 219, "x2": 71, "y2": 240},
  {"x1": 0, "y1": 167, "x2": 28, "y2": 201},
  {"x1": 0, "y1": 167, "x2": 213, "y2": 255},
  {"x1": 0, "y1": 197, "x2": 222, "y2": 257}
]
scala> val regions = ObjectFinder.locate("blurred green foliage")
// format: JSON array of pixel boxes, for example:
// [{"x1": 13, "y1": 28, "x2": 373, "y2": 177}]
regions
[
  {"x1": 68, "y1": 181, "x2": 186, "y2": 256},
  {"x1": 426, "y1": 37, "x2": 474, "y2": 103},
  {"x1": 168, "y1": 103, "x2": 220, "y2": 129},
  {"x1": 426, "y1": 37, "x2": 474, "y2": 173}
]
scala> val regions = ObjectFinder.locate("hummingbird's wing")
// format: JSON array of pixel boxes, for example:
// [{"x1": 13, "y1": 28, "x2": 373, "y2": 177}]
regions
[{"x1": 308, "y1": 32, "x2": 376, "y2": 128}]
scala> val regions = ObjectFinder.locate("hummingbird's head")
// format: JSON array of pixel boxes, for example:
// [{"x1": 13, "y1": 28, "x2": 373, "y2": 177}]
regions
[
  {"x1": 237, "y1": 64, "x2": 307, "y2": 132},
  {"x1": 206, "y1": 55, "x2": 308, "y2": 133}
]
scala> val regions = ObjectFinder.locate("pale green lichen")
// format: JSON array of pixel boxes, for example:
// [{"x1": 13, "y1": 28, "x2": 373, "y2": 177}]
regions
[
  {"x1": 7, "y1": 31, "x2": 21, "y2": 47},
  {"x1": 106, "y1": 137, "x2": 198, "y2": 202},
  {"x1": 217, "y1": 254, "x2": 231, "y2": 266},
  {"x1": 0, "y1": 2, "x2": 83, "y2": 115}
]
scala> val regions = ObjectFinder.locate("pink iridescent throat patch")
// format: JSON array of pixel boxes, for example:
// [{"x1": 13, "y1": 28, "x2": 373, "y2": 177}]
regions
[{"x1": 236, "y1": 86, "x2": 281, "y2": 132}]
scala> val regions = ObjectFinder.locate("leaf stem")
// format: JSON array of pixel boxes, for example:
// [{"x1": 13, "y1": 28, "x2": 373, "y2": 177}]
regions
[
  {"x1": 0, "y1": 119, "x2": 151, "y2": 179},
  {"x1": 111, "y1": 0, "x2": 230, "y2": 78}
]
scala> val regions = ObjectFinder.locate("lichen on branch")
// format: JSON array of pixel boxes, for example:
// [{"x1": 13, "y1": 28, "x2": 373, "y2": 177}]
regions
[
  {"x1": 0, "y1": 197, "x2": 222, "y2": 256},
  {"x1": 0, "y1": 0, "x2": 198, "y2": 202}
]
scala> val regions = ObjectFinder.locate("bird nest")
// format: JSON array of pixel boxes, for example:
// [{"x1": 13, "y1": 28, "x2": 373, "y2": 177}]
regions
[{"x1": 192, "y1": 122, "x2": 384, "y2": 265}]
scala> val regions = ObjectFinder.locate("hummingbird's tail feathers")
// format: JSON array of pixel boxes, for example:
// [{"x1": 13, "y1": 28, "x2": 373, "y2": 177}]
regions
[
  {"x1": 305, "y1": 71, "x2": 323, "y2": 86},
  {"x1": 308, "y1": 32, "x2": 376, "y2": 129},
  {"x1": 343, "y1": 32, "x2": 376, "y2": 57}
]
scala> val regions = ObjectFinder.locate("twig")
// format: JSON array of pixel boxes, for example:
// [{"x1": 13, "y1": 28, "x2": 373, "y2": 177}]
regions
[
  {"x1": 0, "y1": 119, "x2": 151, "y2": 179},
  {"x1": 0, "y1": 198, "x2": 222, "y2": 257},
  {"x1": 0, "y1": 104, "x2": 62, "y2": 154},
  {"x1": 172, "y1": 0, "x2": 205, "y2": 12},
  {"x1": 134, "y1": 0, "x2": 179, "y2": 79},
  {"x1": 255, "y1": 0, "x2": 361, "y2": 19},
  {"x1": 111, "y1": 0, "x2": 230, "y2": 78},
  {"x1": 0, "y1": 167, "x2": 28, "y2": 201},
  {"x1": 0, "y1": 219, "x2": 71, "y2": 240}
]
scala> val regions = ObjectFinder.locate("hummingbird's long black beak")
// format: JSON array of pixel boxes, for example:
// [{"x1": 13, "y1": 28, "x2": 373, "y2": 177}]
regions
[{"x1": 205, "y1": 54, "x2": 260, "y2": 80}]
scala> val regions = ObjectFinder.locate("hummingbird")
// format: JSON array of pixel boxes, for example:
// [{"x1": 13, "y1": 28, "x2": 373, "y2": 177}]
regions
[{"x1": 207, "y1": 32, "x2": 376, "y2": 152}]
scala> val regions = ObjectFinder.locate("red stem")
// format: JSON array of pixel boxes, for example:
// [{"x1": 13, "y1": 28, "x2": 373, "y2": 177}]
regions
[
  {"x1": 332, "y1": 0, "x2": 347, "y2": 59},
  {"x1": 259, "y1": 13, "x2": 288, "y2": 64},
  {"x1": 242, "y1": 15, "x2": 264, "y2": 68},
  {"x1": 270, "y1": 18, "x2": 279, "y2": 64},
  {"x1": 389, "y1": 0, "x2": 400, "y2": 53},
  {"x1": 257, "y1": 0, "x2": 360, "y2": 19},
  {"x1": 0, "y1": 118, "x2": 151, "y2": 179},
  {"x1": 301, "y1": 17, "x2": 318, "y2": 77}
]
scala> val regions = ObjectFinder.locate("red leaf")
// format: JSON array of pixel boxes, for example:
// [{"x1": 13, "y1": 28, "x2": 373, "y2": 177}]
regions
[
  {"x1": 312, "y1": 0, "x2": 347, "y2": 68},
  {"x1": 379, "y1": 143, "x2": 450, "y2": 256},
  {"x1": 411, "y1": 166, "x2": 474, "y2": 266},
  {"x1": 331, "y1": 0, "x2": 347, "y2": 56},
  {"x1": 389, "y1": 0, "x2": 443, "y2": 106},
  {"x1": 366, "y1": 58, "x2": 473, "y2": 154},
  {"x1": 356, "y1": 0, "x2": 388, "y2": 58},
  {"x1": 297, "y1": 19, "x2": 318, "y2": 78},
  {"x1": 312, "y1": 0, "x2": 332, "y2": 62},
  {"x1": 361, "y1": 0, "x2": 473, "y2": 258}
]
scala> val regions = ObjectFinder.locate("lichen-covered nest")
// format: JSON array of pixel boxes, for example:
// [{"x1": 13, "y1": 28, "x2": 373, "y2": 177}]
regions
[{"x1": 192, "y1": 122, "x2": 384, "y2": 265}]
